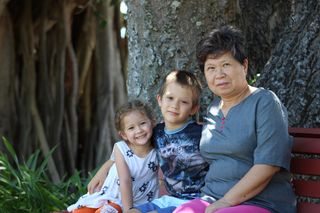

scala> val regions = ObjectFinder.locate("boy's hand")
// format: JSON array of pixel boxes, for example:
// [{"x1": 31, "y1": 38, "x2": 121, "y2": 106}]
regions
[
  {"x1": 87, "y1": 173, "x2": 105, "y2": 194},
  {"x1": 87, "y1": 159, "x2": 114, "y2": 194}
]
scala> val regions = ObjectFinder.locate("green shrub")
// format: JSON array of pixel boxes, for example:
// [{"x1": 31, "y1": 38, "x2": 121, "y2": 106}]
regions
[{"x1": 0, "y1": 137, "x2": 88, "y2": 212}]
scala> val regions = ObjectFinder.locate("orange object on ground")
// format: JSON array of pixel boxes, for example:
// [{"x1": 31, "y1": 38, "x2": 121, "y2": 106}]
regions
[{"x1": 72, "y1": 200, "x2": 122, "y2": 213}]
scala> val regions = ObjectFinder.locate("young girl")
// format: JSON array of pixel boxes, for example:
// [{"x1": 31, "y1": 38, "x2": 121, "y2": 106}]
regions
[{"x1": 68, "y1": 100, "x2": 159, "y2": 213}]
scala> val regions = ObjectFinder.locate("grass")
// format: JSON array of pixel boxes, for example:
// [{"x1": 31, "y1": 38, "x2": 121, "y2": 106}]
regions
[{"x1": 0, "y1": 137, "x2": 88, "y2": 212}]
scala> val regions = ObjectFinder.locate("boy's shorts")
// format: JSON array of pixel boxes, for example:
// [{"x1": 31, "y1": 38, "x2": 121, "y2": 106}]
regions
[{"x1": 134, "y1": 195, "x2": 189, "y2": 213}]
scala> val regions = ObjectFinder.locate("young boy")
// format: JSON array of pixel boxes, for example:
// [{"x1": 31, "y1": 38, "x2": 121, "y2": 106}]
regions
[{"x1": 88, "y1": 70, "x2": 208, "y2": 213}]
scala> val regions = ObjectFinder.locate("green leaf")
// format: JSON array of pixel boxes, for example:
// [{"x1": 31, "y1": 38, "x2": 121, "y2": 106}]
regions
[
  {"x1": 0, "y1": 139, "x2": 87, "y2": 210},
  {"x1": 1, "y1": 137, "x2": 19, "y2": 165}
]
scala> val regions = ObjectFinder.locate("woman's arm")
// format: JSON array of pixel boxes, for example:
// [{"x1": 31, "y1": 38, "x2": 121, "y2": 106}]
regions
[
  {"x1": 205, "y1": 164, "x2": 280, "y2": 213},
  {"x1": 114, "y1": 145, "x2": 133, "y2": 211},
  {"x1": 87, "y1": 159, "x2": 114, "y2": 194}
]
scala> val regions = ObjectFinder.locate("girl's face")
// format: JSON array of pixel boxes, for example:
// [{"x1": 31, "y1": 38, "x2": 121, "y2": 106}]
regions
[{"x1": 119, "y1": 110, "x2": 153, "y2": 146}]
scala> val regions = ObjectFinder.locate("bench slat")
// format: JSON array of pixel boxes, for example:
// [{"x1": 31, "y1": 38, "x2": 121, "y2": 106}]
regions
[
  {"x1": 292, "y1": 180, "x2": 320, "y2": 197},
  {"x1": 292, "y1": 137, "x2": 320, "y2": 154},
  {"x1": 289, "y1": 128, "x2": 320, "y2": 138},
  {"x1": 297, "y1": 202, "x2": 320, "y2": 213},
  {"x1": 291, "y1": 158, "x2": 320, "y2": 175},
  {"x1": 289, "y1": 128, "x2": 320, "y2": 213}
]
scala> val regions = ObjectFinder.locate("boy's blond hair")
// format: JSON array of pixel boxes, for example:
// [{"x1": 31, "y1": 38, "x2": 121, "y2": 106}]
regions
[{"x1": 158, "y1": 70, "x2": 202, "y2": 106}]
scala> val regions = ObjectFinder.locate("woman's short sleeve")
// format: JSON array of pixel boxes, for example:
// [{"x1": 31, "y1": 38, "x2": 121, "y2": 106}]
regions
[{"x1": 254, "y1": 91, "x2": 293, "y2": 170}]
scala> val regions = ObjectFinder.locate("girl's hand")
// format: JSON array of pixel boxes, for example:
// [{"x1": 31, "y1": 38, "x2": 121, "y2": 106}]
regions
[{"x1": 205, "y1": 198, "x2": 233, "y2": 213}]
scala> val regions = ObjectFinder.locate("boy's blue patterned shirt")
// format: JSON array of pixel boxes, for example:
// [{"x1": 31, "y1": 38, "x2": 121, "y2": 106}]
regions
[{"x1": 153, "y1": 120, "x2": 209, "y2": 199}]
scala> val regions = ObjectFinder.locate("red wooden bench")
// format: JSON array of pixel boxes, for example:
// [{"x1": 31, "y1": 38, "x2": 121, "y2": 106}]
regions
[
  {"x1": 158, "y1": 128, "x2": 320, "y2": 213},
  {"x1": 290, "y1": 127, "x2": 320, "y2": 213},
  {"x1": 55, "y1": 128, "x2": 320, "y2": 213}
]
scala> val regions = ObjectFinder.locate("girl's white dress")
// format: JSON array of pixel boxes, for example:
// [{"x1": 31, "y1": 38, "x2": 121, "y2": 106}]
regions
[{"x1": 67, "y1": 141, "x2": 159, "y2": 212}]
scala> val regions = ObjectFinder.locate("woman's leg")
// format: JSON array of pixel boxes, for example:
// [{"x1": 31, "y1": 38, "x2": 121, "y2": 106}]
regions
[
  {"x1": 215, "y1": 205, "x2": 271, "y2": 213},
  {"x1": 173, "y1": 198, "x2": 210, "y2": 213},
  {"x1": 173, "y1": 199, "x2": 271, "y2": 213}
]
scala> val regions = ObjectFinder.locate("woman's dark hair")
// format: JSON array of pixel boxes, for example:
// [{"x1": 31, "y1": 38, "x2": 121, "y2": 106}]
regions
[{"x1": 196, "y1": 25, "x2": 247, "y2": 72}]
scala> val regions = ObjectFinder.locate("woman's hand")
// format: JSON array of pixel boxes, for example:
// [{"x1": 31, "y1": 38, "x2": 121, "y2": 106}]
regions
[
  {"x1": 205, "y1": 165, "x2": 280, "y2": 213},
  {"x1": 205, "y1": 198, "x2": 233, "y2": 213}
]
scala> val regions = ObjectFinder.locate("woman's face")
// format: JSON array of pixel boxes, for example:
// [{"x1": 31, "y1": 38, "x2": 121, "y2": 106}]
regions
[{"x1": 204, "y1": 52, "x2": 248, "y2": 99}]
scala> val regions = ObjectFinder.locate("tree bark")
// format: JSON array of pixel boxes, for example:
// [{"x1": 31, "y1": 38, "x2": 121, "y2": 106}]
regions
[
  {"x1": 0, "y1": 0, "x2": 127, "y2": 180},
  {"x1": 0, "y1": 1, "x2": 15, "y2": 151},
  {"x1": 125, "y1": 0, "x2": 222, "y2": 119},
  {"x1": 17, "y1": 0, "x2": 61, "y2": 182},
  {"x1": 257, "y1": 0, "x2": 320, "y2": 127},
  {"x1": 88, "y1": 0, "x2": 127, "y2": 170},
  {"x1": 125, "y1": 0, "x2": 290, "y2": 120}
]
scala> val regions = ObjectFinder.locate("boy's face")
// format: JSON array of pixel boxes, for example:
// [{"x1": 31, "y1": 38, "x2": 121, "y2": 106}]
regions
[{"x1": 157, "y1": 81, "x2": 198, "y2": 131}]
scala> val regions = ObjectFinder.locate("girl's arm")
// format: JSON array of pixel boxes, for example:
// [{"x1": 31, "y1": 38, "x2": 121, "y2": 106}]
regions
[
  {"x1": 87, "y1": 159, "x2": 114, "y2": 194},
  {"x1": 205, "y1": 164, "x2": 279, "y2": 213},
  {"x1": 114, "y1": 145, "x2": 133, "y2": 211}
]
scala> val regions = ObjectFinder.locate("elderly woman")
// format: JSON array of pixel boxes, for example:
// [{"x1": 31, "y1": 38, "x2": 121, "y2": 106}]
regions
[{"x1": 174, "y1": 26, "x2": 296, "y2": 213}]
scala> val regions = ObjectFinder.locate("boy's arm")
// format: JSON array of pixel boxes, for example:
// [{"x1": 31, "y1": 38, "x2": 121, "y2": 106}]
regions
[
  {"x1": 87, "y1": 159, "x2": 114, "y2": 194},
  {"x1": 114, "y1": 145, "x2": 133, "y2": 211}
]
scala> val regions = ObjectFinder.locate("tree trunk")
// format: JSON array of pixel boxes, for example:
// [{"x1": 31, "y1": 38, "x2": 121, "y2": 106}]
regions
[
  {"x1": 125, "y1": 0, "x2": 222, "y2": 119},
  {"x1": 0, "y1": 0, "x2": 127, "y2": 180},
  {"x1": 125, "y1": 0, "x2": 290, "y2": 120},
  {"x1": 0, "y1": 1, "x2": 15, "y2": 151},
  {"x1": 257, "y1": 0, "x2": 320, "y2": 127},
  {"x1": 82, "y1": 0, "x2": 127, "y2": 171}
]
